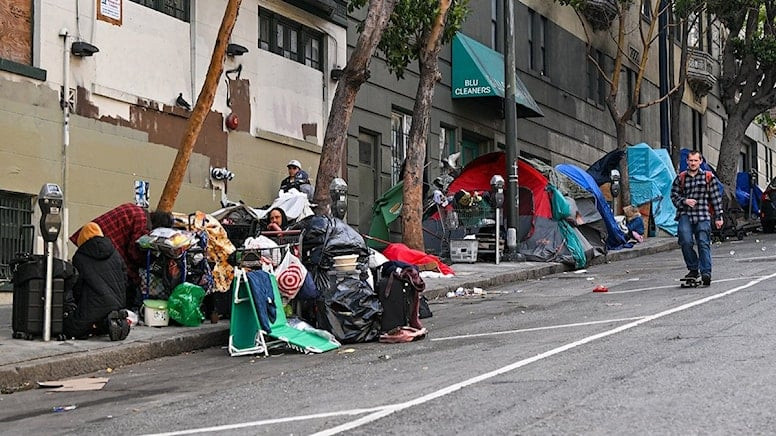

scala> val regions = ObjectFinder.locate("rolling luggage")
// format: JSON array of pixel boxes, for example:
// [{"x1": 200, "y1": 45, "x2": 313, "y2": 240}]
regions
[{"x1": 11, "y1": 254, "x2": 76, "y2": 340}]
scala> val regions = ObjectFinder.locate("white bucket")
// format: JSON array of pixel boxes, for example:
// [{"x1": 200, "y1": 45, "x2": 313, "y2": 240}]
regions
[{"x1": 144, "y1": 300, "x2": 169, "y2": 327}]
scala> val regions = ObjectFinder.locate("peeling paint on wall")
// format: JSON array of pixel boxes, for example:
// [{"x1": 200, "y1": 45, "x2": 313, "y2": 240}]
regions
[{"x1": 75, "y1": 86, "x2": 228, "y2": 167}]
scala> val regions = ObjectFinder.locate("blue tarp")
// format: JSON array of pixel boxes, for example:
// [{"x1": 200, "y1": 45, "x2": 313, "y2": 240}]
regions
[
  {"x1": 556, "y1": 163, "x2": 630, "y2": 250},
  {"x1": 736, "y1": 172, "x2": 762, "y2": 215},
  {"x1": 627, "y1": 143, "x2": 678, "y2": 236}
]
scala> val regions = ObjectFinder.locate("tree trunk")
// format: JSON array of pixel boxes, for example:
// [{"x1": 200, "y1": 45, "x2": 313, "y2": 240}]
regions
[
  {"x1": 615, "y1": 122, "x2": 630, "y2": 209},
  {"x1": 313, "y1": 0, "x2": 398, "y2": 215},
  {"x1": 400, "y1": 0, "x2": 451, "y2": 251},
  {"x1": 157, "y1": 0, "x2": 242, "y2": 213},
  {"x1": 716, "y1": 110, "x2": 750, "y2": 187}
]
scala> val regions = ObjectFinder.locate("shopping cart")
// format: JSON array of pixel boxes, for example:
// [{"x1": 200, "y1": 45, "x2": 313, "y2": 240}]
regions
[{"x1": 234, "y1": 229, "x2": 303, "y2": 270}]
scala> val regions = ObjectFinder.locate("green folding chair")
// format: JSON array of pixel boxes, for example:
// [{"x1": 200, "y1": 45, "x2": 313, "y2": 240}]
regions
[{"x1": 229, "y1": 268, "x2": 340, "y2": 356}]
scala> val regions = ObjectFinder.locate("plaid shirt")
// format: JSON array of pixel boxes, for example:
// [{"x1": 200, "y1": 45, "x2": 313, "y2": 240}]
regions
[
  {"x1": 70, "y1": 203, "x2": 149, "y2": 285},
  {"x1": 670, "y1": 170, "x2": 724, "y2": 224}
]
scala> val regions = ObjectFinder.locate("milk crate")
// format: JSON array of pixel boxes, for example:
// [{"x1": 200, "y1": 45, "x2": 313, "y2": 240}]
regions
[{"x1": 450, "y1": 239, "x2": 478, "y2": 263}]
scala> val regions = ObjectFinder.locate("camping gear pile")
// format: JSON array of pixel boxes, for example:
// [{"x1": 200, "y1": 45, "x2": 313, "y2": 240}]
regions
[
  {"x1": 213, "y1": 195, "x2": 434, "y2": 356},
  {"x1": 416, "y1": 151, "x2": 629, "y2": 268}
]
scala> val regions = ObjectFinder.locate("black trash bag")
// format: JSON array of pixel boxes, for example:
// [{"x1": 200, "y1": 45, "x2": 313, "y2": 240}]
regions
[
  {"x1": 316, "y1": 277, "x2": 382, "y2": 344},
  {"x1": 294, "y1": 215, "x2": 369, "y2": 269}
]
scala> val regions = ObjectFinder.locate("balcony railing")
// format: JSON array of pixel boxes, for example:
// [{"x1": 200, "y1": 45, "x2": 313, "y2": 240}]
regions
[
  {"x1": 580, "y1": 0, "x2": 619, "y2": 32},
  {"x1": 687, "y1": 48, "x2": 717, "y2": 98}
]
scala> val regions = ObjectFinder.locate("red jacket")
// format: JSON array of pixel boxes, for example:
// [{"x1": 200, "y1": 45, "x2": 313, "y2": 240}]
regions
[{"x1": 70, "y1": 203, "x2": 149, "y2": 285}]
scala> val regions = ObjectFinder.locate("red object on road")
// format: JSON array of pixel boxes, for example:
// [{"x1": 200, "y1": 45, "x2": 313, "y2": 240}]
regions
[{"x1": 593, "y1": 285, "x2": 608, "y2": 293}]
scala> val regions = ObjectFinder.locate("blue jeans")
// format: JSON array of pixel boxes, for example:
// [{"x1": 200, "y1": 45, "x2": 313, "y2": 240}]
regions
[{"x1": 677, "y1": 215, "x2": 712, "y2": 276}]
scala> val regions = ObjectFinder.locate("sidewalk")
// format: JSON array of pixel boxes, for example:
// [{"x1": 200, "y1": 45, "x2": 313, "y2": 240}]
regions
[{"x1": 0, "y1": 237, "x2": 677, "y2": 393}]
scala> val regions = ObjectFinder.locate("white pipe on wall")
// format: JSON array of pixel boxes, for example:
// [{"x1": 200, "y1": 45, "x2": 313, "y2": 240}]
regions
[{"x1": 60, "y1": 28, "x2": 70, "y2": 260}]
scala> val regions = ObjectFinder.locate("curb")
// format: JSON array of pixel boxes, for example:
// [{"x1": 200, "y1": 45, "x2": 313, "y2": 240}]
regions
[
  {"x1": 423, "y1": 239, "x2": 679, "y2": 300},
  {"x1": 0, "y1": 328, "x2": 228, "y2": 394}
]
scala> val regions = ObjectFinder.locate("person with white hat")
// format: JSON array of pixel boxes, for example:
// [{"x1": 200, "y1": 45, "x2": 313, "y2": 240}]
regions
[{"x1": 280, "y1": 159, "x2": 313, "y2": 200}]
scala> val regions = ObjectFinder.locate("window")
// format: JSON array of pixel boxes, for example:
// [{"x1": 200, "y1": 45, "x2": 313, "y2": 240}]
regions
[
  {"x1": 391, "y1": 111, "x2": 412, "y2": 185},
  {"x1": 626, "y1": 68, "x2": 641, "y2": 125},
  {"x1": 130, "y1": 0, "x2": 190, "y2": 22},
  {"x1": 440, "y1": 125, "x2": 457, "y2": 157},
  {"x1": 768, "y1": 148, "x2": 774, "y2": 181},
  {"x1": 540, "y1": 16, "x2": 548, "y2": 76},
  {"x1": 692, "y1": 109, "x2": 704, "y2": 153},
  {"x1": 588, "y1": 50, "x2": 606, "y2": 105},
  {"x1": 491, "y1": 0, "x2": 499, "y2": 51},
  {"x1": 642, "y1": 0, "x2": 652, "y2": 21},
  {"x1": 527, "y1": 9, "x2": 535, "y2": 71},
  {"x1": 527, "y1": 10, "x2": 548, "y2": 76},
  {"x1": 0, "y1": 191, "x2": 34, "y2": 288},
  {"x1": 358, "y1": 131, "x2": 377, "y2": 166},
  {"x1": 259, "y1": 8, "x2": 324, "y2": 71}
]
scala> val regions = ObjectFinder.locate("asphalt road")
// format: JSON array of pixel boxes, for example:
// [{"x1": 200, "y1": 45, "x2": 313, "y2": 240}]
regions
[{"x1": 2, "y1": 234, "x2": 776, "y2": 435}]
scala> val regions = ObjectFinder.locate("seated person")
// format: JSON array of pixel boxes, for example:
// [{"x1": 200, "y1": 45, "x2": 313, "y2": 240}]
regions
[
  {"x1": 64, "y1": 222, "x2": 131, "y2": 341},
  {"x1": 265, "y1": 207, "x2": 288, "y2": 232},
  {"x1": 280, "y1": 160, "x2": 313, "y2": 201}
]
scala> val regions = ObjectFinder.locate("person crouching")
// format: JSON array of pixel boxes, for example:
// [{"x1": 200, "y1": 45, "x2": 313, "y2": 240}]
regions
[{"x1": 64, "y1": 222, "x2": 131, "y2": 341}]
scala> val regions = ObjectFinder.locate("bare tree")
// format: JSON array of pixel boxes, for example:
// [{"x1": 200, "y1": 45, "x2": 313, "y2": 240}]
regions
[{"x1": 312, "y1": 0, "x2": 398, "y2": 215}]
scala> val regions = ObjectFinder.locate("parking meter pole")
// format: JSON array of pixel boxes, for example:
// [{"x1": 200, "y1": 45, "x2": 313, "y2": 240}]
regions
[
  {"x1": 38, "y1": 183, "x2": 63, "y2": 342},
  {"x1": 495, "y1": 208, "x2": 501, "y2": 265},
  {"x1": 43, "y1": 241, "x2": 54, "y2": 341}
]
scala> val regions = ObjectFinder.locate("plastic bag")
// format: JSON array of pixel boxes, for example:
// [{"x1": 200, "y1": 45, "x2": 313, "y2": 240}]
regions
[
  {"x1": 275, "y1": 251, "x2": 307, "y2": 299},
  {"x1": 167, "y1": 283, "x2": 206, "y2": 326}
]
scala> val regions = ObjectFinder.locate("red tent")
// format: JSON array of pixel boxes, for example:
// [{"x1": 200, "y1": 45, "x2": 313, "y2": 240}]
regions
[{"x1": 446, "y1": 152, "x2": 550, "y2": 218}]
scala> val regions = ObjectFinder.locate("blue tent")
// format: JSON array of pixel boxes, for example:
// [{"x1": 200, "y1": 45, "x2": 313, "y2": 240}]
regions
[
  {"x1": 627, "y1": 143, "x2": 678, "y2": 236},
  {"x1": 556, "y1": 163, "x2": 630, "y2": 250},
  {"x1": 736, "y1": 172, "x2": 762, "y2": 215}
]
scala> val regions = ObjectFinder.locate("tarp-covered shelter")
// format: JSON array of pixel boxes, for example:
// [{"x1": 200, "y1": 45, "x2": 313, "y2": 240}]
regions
[
  {"x1": 556, "y1": 164, "x2": 630, "y2": 250},
  {"x1": 627, "y1": 143, "x2": 678, "y2": 236}
]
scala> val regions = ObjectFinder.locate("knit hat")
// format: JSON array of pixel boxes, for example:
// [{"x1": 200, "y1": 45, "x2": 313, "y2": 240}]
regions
[{"x1": 77, "y1": 222, "x2": 103, "y2": 247}]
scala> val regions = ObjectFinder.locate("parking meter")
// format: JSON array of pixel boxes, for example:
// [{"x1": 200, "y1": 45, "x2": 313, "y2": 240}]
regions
[
  {"x1": 38, "y1": 183, "x2": 63, "y2": 242},
  {"x1": 490, "y1": 175, "x2": 505, "y2": 265},
  {"x1": 610, "y1": 169, "x2": 621, "y2": 198},
  {"x1": 490, "y1": 175, "x2": 505, "y2": 208},
  {"x1": 330, "y1": 178, "x2": 348, "y2": 219},
  {"x1": 38, "y1": 183, "x2": 63, "y2": 342}
]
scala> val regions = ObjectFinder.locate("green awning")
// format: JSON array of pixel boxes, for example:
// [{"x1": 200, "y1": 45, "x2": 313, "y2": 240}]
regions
[{"x1": 452, "y1": 32, "x2": 544, "y2": 118}]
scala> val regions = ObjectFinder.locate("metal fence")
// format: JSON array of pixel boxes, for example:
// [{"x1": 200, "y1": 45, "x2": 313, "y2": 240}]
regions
[{"x1": 0, "y1": 191, "x2": 34, "y2": 287}]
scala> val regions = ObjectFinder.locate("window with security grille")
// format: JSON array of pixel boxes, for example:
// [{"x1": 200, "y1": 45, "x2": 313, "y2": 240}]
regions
[
  {"x1": 259, "y1": 8, "x2": 324, "y2": 72},
  {"x1": 0, "y1": 191, "x2": 34, "y2": 289},
  {"x1": 130, "y1": 0, "x2": 190, "y2": 22},
  {"x1": 390, "y1": 111, "x2": 412, "y2": 185}
]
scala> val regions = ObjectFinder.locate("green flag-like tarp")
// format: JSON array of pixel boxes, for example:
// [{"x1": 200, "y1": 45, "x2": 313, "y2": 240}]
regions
[{"x1": 368, "y1": 182, "x2": 404, "y2": 248}]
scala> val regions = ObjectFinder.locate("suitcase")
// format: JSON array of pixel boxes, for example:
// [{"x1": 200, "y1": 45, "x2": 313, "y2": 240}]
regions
[
  {"x1": 377, "y1": 273, "x2": 412, "y2": 333},
  {"x1": 11, "y1": 254, "x2": 75, "y2": 340}
]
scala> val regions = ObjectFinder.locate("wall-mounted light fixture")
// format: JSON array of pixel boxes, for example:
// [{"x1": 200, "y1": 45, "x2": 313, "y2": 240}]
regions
[
  {"x1": 226, "y1": 43, "x2": 249, "y2": 57},
  {"x1": 71, "y1": 41, "x2": 99, "y2": 57},
  {"x1": 330, "y1": 67, "x2": 344, "y2": 81}
]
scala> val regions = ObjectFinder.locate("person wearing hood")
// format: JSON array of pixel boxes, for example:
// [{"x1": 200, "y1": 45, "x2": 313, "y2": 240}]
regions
[{"x1": 64, "y1": 222, "x2": 131, "y2": 341}]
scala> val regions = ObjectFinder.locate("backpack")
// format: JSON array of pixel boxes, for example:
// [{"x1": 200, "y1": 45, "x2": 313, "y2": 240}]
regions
[{"x1": 678, "y1": 170, "x2": 715, "y2": 216}]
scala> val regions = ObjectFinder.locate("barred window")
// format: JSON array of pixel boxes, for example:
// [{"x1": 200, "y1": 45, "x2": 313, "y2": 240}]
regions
[
  {"x1": 0, "y1": 191, "x2": 34, "y2": 289},
  {"x1": 259, "y1": 8, "x2": 323, "y2": 72},
  {"x1": 130, "y1": 0, "x2": 190, "y2": 22}
]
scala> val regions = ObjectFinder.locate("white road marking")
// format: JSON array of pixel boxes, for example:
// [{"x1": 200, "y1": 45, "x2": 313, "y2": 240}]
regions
[
  {"x1": 430, "y1": 317, "x2": 645, "y2": 342},
  {"x1": 734, "y1": 255, "x2": 776, "y2": 262},
  {"x1": 607, "y1": 275, "x2": 764, "y2": 294},
  {"x1": 143, "y1": 407, "x2": 387, "y2": 436},
  {"x1": 147, "y1": 272, "x2": 776, "y2": 436}
]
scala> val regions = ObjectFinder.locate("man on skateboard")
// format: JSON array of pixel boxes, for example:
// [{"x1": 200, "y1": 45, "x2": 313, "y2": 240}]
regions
[{"x1": 670, "y1": 151, "x2": 724, "y2": 287}]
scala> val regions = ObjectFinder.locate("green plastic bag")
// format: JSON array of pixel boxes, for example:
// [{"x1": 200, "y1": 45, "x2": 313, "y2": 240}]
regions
[{"x1": 167, "y1": 283, "x2": 206, "y2": 326}]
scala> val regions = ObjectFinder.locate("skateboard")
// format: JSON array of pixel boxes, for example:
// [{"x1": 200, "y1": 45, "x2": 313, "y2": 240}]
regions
[{"x1": 679, "y1": 277, "x2": 702, "y2": 288}]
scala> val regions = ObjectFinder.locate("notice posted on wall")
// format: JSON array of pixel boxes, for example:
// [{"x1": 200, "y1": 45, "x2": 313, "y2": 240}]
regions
[{"x1": 97, "y1": 0, "x2": 122, "y2": 26}]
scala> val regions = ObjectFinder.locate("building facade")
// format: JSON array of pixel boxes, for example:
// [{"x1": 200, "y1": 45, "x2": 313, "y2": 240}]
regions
[
  {"x1": 0, "y1": 0, "x2": 347, "y2": 284},
  {"x1": 344, "y1": 0, "x2": 776, "y2": 234}
]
